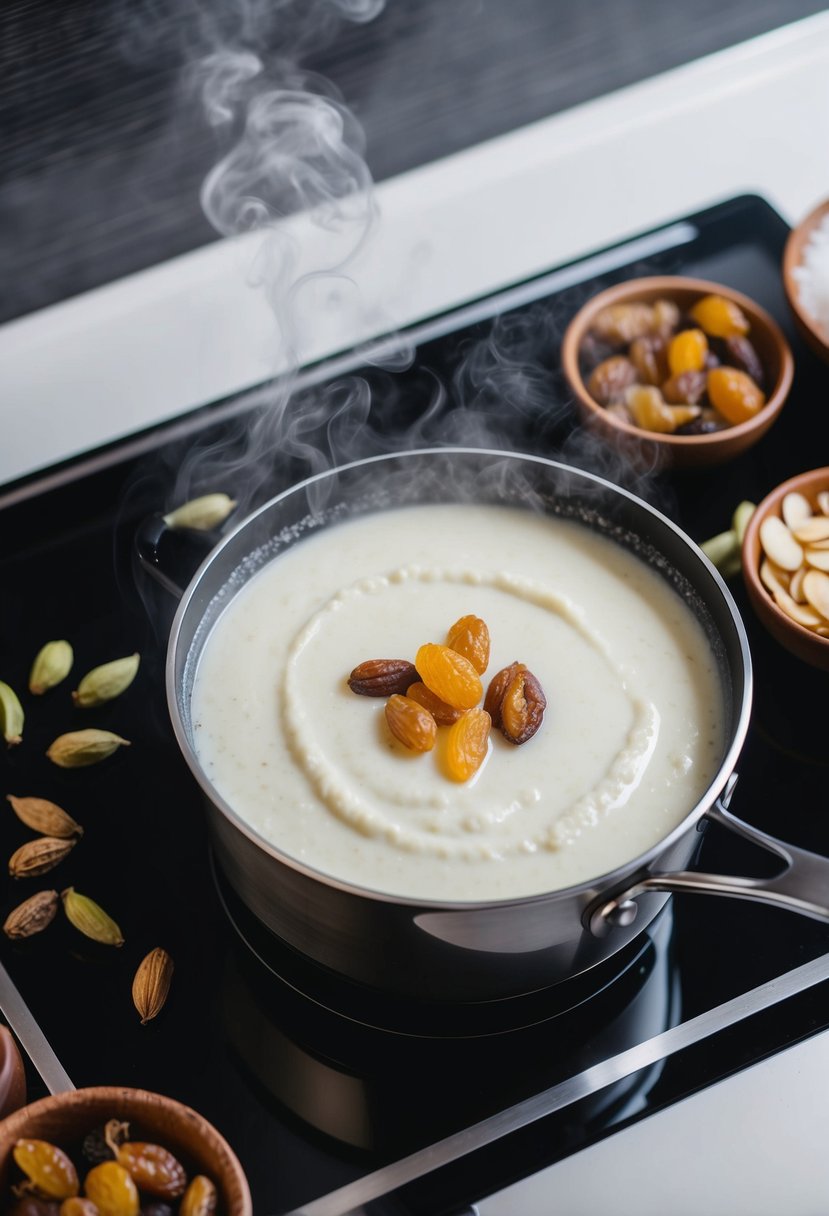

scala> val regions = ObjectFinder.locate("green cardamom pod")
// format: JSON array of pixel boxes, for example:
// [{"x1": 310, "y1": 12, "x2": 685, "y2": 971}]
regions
[
  {"x1": 700, "y1": 529, "x2": 739, "y2": 574},
  {"x1": 731, "y1": 500, "x2": 756, "y2": 545},
  {"x1": 46, "y1": 729, "x2": 130, "y2": 768},
  {"x1": 7, "y1": 795, "x2": 83, "y2": 839},
  {"x1": 0, "y1": 681, "x2": 24, "y2": 746},
  {"x1": 29, "y1": 640, "x2": 74, "y2": 695},
  {"x1": 62, "y1": 887, "x2": 124, "y2": 946},
  {"x1": 163, "y1": 493, "x2": 237, "y2": 531},
  {"x1": 72, "y1": 653, "x2": 140, "y2": 708}
]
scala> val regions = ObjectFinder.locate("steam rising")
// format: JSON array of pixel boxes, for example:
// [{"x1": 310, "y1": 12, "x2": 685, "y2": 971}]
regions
[{"x1": 144, "y1": 0, "x2": 669, "y2": 531}]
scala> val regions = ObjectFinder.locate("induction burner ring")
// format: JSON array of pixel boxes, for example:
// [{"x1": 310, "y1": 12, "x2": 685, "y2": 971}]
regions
[{"x1": 211, "y1": 849, "x2": 672, "y2": 1039}]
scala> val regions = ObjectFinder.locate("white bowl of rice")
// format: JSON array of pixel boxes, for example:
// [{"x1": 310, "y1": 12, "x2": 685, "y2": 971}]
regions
[{"x1": 784, "y1": 197, "x2": 829, "y2": 363}]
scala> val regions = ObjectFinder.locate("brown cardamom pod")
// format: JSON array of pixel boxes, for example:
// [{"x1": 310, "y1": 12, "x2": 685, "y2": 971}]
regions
[
  {"x1": 9, "y1": 837, "x2": 77, "y2": 879},
  {"x1": 7, "y1": 795, "x2": 83, "y2": 839},
  {"x1": 132, "y1": 947, "x2": 174, "y2": 1025},
  {"x1": 3, "y1": 890, "x2": 59, "y2": 938}
]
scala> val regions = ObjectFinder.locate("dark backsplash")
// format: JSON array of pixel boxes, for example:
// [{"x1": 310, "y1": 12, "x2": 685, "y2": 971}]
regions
[{"x1": 2, "y1": 0, "x2": 827, "y2": 323}]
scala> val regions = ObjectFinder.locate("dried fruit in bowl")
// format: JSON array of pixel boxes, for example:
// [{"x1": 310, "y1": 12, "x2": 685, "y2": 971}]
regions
[{"x1": 578, "y1": 291, "x2": 769, "y2": 437}]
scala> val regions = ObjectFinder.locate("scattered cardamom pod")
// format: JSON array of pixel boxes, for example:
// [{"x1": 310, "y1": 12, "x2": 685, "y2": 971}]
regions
[
  {"x1": 3, "y1": 889, "x2": 59, "y2": 939},
  {"x1": 9, "y1": 836, "x2": 77, "y2": 878},
  {"x1": 29, "y1": 639, "x2": 74, "y2": 694},
  {"x1": 7, "y1": 794, "x2": 83, "y2": 839},
  {"x1": 0, "y1": 680, "x2": 24, "y2": 746},
  {"x1": 701, "y1": 529, "x2": 740, "y2": 575},
  {"x1": 46, "y1": 729, "x2": 130, "y2": 768},
  {"x1": 72, "y1": 653, "x2": 140, "y2": 708},
  {"x1": 163, "y1": 492, "x2": 237, "y2": 531},
  {"x1": 62, "y1": 887, "x2": 124, "y2": 946},
  {"x1": 732, "y1": 500, "x2": 757, "y2": 545},
  {"x1": 132, "y1": 946, "x2": 174, "y2": 1024}
]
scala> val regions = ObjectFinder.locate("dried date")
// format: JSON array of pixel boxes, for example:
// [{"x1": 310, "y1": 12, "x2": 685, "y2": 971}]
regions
[{"x1": 348, "y1": 660, "x2": 418, "y2": 697}]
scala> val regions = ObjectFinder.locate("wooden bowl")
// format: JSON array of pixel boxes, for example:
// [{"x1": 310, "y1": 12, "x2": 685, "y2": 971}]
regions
[
  {"x1": 0, "y1": 1086, "x2": 252, "y2": 1213},
  {"x1": 0, "y1": 1031, "x2": 25, "y2": 1121},
  {"x1": 783, "y1": 197, "x2": 829, "y2": 362},
  {"x1": 561, "y1": 275, "x2": 793, "y2": 469},
  {"x1": 742, "y1": 467, "x2": 829, "y2": 670}
]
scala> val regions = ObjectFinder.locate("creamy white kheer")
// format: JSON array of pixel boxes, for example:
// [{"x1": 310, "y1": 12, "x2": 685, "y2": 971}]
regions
[{"x1": 191, "y1": 503, "x2": 724, "y2": 901}]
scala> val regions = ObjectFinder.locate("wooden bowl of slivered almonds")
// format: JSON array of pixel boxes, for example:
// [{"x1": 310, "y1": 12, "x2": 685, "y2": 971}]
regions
[{"x1": 742, "y1": 467, "x2": 829, "y2": 670}]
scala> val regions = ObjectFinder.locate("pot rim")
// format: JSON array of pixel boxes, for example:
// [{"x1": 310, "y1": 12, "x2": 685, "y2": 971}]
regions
[{"x1": 166, "y1": 446, "x2": 753, "y2": 911}]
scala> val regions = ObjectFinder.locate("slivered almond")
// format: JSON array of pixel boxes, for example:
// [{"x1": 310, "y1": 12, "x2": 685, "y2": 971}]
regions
[
  {"x1": 759, "y1": 516, "x2": 803, "y2": 572},
  {"x1": 803, "y1": 570, "x2": 829, "y2": 621},
  {"x1": 805, "y1": 549, "x2": 829, "y2": 573},
  {"x1": 760, "y1": 560, "x2": 790, "y2": 597},
  {"x1": 793, "y1": 517, "x2": 829, "y2": 544},
  {"x1": 789, "y1": 564, "x2": 808, "y2": 603},
  {"x1": 782, "y1": 491, "x2": 813, "y2": 530},
  {"x1": 772, "y1": 589, "x2": 823, "y2": 629},
  {"x1": 817, "y1": 491, "x2": 829, "y2": 516}
]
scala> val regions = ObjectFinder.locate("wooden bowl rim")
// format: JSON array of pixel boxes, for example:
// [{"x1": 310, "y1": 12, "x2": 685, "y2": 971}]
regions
[
  {"x1": 0, "y1": 1085, "x2": 252, "y2": 1215},
  {"x1": 741, "y1": 466, "x2": 829, "y2": 655},
  {"x1": 561, "y1": 274, "x2": 794, "y2": 449},
  {"x1": 782, "y1": 197, "x2": 829, "y2": 357}
]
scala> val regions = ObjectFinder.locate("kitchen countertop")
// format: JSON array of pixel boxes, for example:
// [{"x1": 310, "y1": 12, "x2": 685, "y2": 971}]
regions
[{"x1": 3, "y1": 12, "x2": 829, "y2": 1213}]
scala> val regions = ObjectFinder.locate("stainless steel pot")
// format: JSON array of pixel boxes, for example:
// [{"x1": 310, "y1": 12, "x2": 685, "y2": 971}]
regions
[{"x1": 144, "y1": 448, "x2": 829, "y2": 1001}]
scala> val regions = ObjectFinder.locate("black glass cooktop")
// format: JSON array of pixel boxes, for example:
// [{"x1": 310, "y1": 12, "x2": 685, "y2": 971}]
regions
[{"x1": 1, "y1": 195, "x2": 828, "y2": 1216}]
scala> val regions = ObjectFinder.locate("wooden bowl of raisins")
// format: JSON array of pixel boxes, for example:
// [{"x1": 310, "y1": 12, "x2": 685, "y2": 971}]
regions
[
  {"x1": 0, "y1": 1085, "x2": 252, "y2": 1215},
  {"x1": 561, "y1": 276, "x2": 793, "y2": 468}
]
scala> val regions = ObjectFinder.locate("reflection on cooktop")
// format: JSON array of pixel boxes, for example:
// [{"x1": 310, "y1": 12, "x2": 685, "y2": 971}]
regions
[{"x1": 216, "y1": 859, "x2": 678, "y2": 1155}]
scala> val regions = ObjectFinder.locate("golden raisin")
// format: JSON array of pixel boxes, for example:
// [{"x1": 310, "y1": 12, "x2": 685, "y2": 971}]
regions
[
  {"x1": 500, "y1": 669, "x2": 547, "y2": 744},
  {"x1": 406, "y1": 682, "x2": 463, "y2": 726},
  {"x1": 113, "y1": 1143, "x2": 186, "y2": 1199},
  {"x1": 707, "y1": 367, "x2": 766, "y2": 424},
  {"x1": 661, "y1": 370, "x2": 707, "y2": 406},
  {"x1": 628, "y1": 335, "x2": 668, "y2": 386},
  {"x1": 83, "y1": 1163, "x2": 139, "y2": 1216},
  {"x1": 651, "y1": 298, "x2": 681, "y2": 334},
  {"x1": 179, "y1": 1176, "x2": 218, "y2": 1216},
  {"x1": 415, "y1": 644, "x2": 482, "y2": 710},
  {"x1": 445, "y1": 615, "x2": 490, "y2": 675},
  {"x1": 689, "y1": 294, "x2": 749, "y2": 339},
  {"x1": 591, "y1": 303, "x2": 654, "y2": 345},
  {"x1": 444, "y1": 709, "x2": 491, "y2": 782},
  {"x1": 59, "y1": 1201, "x2": 99, "y2": 1216},
  {"x1": 12, "y1": 1141, "x2": 79, "y2": 1201},
  {"x1": 385, "y1": 695, "x2": 437, "y2": 752},
  {"x1": 586, "y1": 356, "x2": 637, "y2": 406},
  {"x1": 626, "y1": 387, "x2": 700, "y2": 434},
  {"x1": 667, "y1": 328, "x2": 708, "y2": 376}
]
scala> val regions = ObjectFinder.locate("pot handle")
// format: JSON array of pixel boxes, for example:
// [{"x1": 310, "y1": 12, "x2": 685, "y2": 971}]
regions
[
  {"x1": 134, "y1": 514, "x2": 223, "y2": 599},
  {"x1": 588, "y1": 774, "x2": 829, "y2": 937}
]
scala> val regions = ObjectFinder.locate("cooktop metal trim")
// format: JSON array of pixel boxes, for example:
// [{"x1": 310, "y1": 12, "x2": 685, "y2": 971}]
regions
[
  {"x1": 0, "y1": 221, "x2": 696, "y2": 513},
  {"x1": 287, "y1": 950, "x2": 829, "y2": 1216},
  {"x1": 0, "y1": 959, "x2": 75, "y2": 1096}
]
